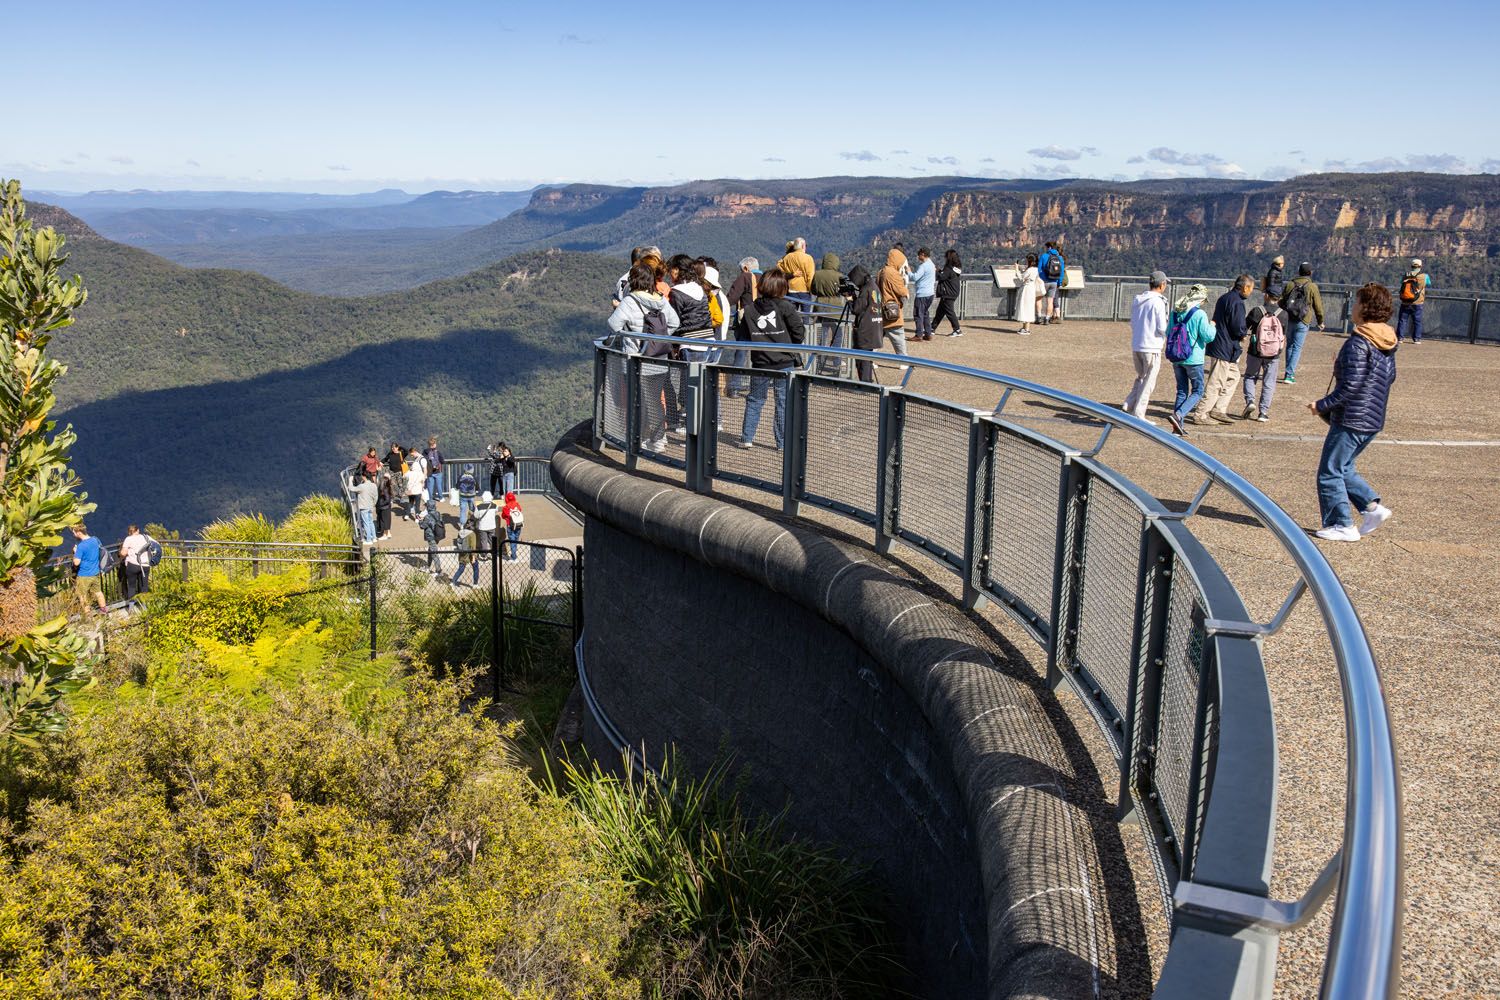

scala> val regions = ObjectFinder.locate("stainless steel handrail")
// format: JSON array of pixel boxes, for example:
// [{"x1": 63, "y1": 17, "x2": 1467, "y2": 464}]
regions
[{"x1": 595, "y1": 331, "x2": 1402, "y2": 998}]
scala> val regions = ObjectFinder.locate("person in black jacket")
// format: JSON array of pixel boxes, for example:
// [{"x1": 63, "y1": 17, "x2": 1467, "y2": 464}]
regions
[
  {"x1": 1193, "y1": 275, "x2": 1252, "y2": 424},
  {"x1": 1310, "y1": 282, "x2": 1398, "y2": 542},
  {"x1": 934, "y1": 249, "x2": 963, "y2": 337},
  {"x1": 735, "y1": 269, "x2": 805, "y2": 450},
  {"x1": 848, "y1": 264, "x2": 882, "y2": 383}
]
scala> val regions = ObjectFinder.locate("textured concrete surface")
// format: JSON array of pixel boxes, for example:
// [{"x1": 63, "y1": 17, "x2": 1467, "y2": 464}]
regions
[{"x1": 553, "y1": 439, "x2": 1126, "y2": 999}]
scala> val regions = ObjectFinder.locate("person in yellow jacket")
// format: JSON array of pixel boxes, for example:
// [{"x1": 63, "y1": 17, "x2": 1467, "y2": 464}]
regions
[
  {"x1": 777, "y1": 237, "x2": 816, "y2": 315},
  {"x1": 877, "y1": 247, "x2": 909, "y2": 355}
]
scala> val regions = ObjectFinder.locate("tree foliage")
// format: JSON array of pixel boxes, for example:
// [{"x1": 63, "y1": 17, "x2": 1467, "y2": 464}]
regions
[{"x1": 0, "y1": 179, "x2": 94, "y2": 752}]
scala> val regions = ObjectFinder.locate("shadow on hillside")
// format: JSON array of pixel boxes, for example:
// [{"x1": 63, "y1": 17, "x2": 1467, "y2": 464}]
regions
[{"x1": 61, "y1": 325, "x2": 590, "y2": 540}]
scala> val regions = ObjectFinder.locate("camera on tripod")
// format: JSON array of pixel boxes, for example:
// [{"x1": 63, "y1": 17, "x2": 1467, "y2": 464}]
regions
[{"x1": 836, "y1": 277, "x2": 858, "y2": 297}]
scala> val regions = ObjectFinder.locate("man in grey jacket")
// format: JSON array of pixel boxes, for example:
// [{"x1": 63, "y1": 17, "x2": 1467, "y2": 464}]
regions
[{"x1": 352, "y1": 472, "x2": 378, "y2": 544}]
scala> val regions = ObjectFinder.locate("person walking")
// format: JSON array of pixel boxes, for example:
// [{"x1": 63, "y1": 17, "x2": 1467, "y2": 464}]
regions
[
  {"x1": 935, "y1": 249, "x2": 963, "y2": 337},
  {"x1": 352, "y1": 472, "x2": 378, "y2": 545},
  {"x1": 1124, "y1": 270, "x2": 1170, "y2": 420},
  {"x1": 811, "y1": 252, "x2": 845, "y2": 370},
  {"x1": 1279, "y1": 262, "x2": 1325, "y2": 384},
  {"x1": 877, "y1": 247, "x2": 910, "y2": 354},
  {"x1": 119, "y1": 525, "x2": 153, "y2": 602},
  {"x1": 908, "y1": 248, "x2": 937, "y2": 341},
  {"x1": 1014, "y1": 254, "x2": 1045, "y2": 335},
  {"x1": 1396, "y1": 258, "x2": 1430, "y2": 344},
  {"x1": 1241, "y1": 300, "x2": 1287, "y2": 421},
  {"x1": 70, "y1": 524, "x2": 109, "y2": 615},
  {"x1": 1262, "y1": 254, "x2": 1286, "y2": 309},
  {"x1": 474, "y1": 490, "x2": 499, "y2": 558},
  {"x1": 418, "y1": 504, "x2": 444, "y2": 574},
  {"x1": 725, "y1": 258, "x2": 760, "y2": 397},
  {"x1": 736, "y1": 268, "x2": 806, "y2": 450},
  {"x1": 450, "y1": 520, "x2": 480, "y2": 587},
  {"x1": 1165, "y1": 283, "x2": 1216, "y2": 436},
  {"x1": 1310, "y1": 282, "x2": 1398, "y2": 542},
  {"x1": 1038, "y1": 241, "x2": 1066, "y2": 324},
  {"x1": 1193, "y1": 275, "x2": 1253, "y2": 424},
  {"x1": 777, "y1": 237, "x2": 816, "y2": 315},
  {"x1": 422, "y1": 437, "x2": 444, "y2": 510},
  {"x1": 607, "y1": 262, "x2": 682, "y2": 454},
  {"x1": 455, "y1": 464, "x2": 479, "y2": 528},
  {"x1": 501, "y1": 491, "x2": 525, "y2": 561}
]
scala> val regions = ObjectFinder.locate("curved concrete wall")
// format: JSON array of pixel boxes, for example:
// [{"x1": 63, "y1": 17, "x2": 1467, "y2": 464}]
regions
[{"x1": 553, "y1": 434, "x2": 1100, "y2": 1000}]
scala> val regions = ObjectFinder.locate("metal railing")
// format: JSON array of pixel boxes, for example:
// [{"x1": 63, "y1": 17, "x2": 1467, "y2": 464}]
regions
[
  {"x1": 958, "y1": 271, "x2": 1499, "y2": 342},
  {"x1": 589, "y1": 333, "x2": 1402, "y2": 999}
]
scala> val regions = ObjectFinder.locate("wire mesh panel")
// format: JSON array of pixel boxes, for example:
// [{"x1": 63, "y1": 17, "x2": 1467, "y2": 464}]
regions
[
  {"x1": 1072, "y1": 478, "x2": 1146, "y2": 727},
  {"x1": 892, "y1": 396, "x2": 972, "y2": 564},
  {"x1": 802, "y1": 377, "x2": 881, "y2": 522},
  {"x1": 598, "y1": 351, "x2": 629, "y2": 448},
  {"x1": 707, "y1": 365, "x2": 787, "y2": 494},
  {"x1": 635, "y1": 357, "x2": 689, "y2": 473},
  {"x1": 1421, "y1": 296, "x2": 1477, "y2": 341},
  {"x1": 1061, "y1": 280, "x2": 1115, "y2": 320},
  {"x1": 959, "y1": 276, "x2": 1003, "y2": 320},
  {"x1": 986, "y1": 426, "x2": 1064, "y2": 634},
  {"x1": 1154, "y1": 561, "x2": 1207, "y2": 858},
  {"x1": 1478, "y1": 300, "x2": 1500, "y2": 343},
  {"x1": 498, "y1": 542, "x2": 577, "y2": 629}
]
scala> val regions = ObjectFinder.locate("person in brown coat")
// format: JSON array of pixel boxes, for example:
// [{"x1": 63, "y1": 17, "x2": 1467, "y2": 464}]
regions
[{"x1": 877, "y1": 248, "x2": 909, "y2": 355}]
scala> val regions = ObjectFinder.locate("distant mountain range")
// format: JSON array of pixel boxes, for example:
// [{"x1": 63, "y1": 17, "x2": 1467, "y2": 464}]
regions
[{"x1": 72, "y1": 173, "x2": 1500, "y2": 295}]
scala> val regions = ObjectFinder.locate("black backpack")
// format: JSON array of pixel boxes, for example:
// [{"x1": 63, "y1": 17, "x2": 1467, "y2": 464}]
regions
[
  {"x1": 637, "y1": 296, "x2": 674, "y2": 358},
  {"x1": 1044, "y1": 253, "x2": 1063, "y2": 280},
  {"x1": 1284, "y1": 280, "x2": 1310, "y2": 323}
]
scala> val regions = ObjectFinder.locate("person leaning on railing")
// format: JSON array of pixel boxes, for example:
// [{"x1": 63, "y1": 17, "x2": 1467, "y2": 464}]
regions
[
  {"x1": 735, "y1": 268, "x2": 805, "y2": 451},
  {"x1": 724, "y1": 258, "x2": 759, "y2": 398}
]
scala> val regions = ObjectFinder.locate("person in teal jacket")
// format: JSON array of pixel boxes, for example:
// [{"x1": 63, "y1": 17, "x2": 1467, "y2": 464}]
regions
[{"x1": 1168, "y1": 283, "x2": 1217, "y2": 436}]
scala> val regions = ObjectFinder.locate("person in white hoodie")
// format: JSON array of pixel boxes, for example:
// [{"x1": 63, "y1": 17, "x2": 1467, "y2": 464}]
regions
[
  {"x1": 474, "y1": 490, "x2": 499, "y2": 557},
  {"x1": 607, "y1": 262, "x2": 681, "y2": 453},
  {"x1": 403, "y1": 462, "x2": 426, "y2": 520},
  {"x1": 1124, "y1": 270, "x2": 1170, "y2": 420}
]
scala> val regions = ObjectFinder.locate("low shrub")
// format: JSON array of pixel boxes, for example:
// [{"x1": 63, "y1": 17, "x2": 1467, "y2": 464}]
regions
[
  {"x1": 0, "y1": 676, "x2": 639, "y2": 999},
  {"x1": 277, "y1": 494, "x2": 353, "y2": 549},
  {"x1": 199, "y1": 511, "x2": 277, "y2": 545}
]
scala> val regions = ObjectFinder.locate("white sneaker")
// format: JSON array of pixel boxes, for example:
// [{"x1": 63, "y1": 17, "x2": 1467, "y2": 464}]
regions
[
  {"x1": 644, "y1": 436, "x2": 667, "y2": 454},
  {"x1": 1314, "y1": 524, "x2": 1361, "y2": 542},
  {"x1": 1359, "y1": 503, "x2": 1392, "y2": 537}
]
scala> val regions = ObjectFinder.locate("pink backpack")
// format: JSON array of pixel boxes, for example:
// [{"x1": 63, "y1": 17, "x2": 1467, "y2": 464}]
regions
[{"x1": 1253, "y1": 310, "x2": 1285, "y2": 359}]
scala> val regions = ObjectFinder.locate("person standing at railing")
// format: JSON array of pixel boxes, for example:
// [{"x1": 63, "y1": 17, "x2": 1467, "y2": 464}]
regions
[
  {"x1": 848, "y1": 265, "x2": 882, "y2": 383},
  {"x1": 359, "y1": 447, "x2": 380, "y2": 478},
  {"x1": 1396, "y1": 258, "x2": 1430, "y2": 344},
  {"x1": 407, "y1": 445, "x2": 428, "y2": 515},
  {"x1": 422, "y1": 437, "x2": 444, "y2": 510},
  {"x1": 1192, "y1": 275, "x2": 1253, "y2": 425},
  {"x1": 877, "y1": 248, "x2": 910, "y2": 353},
  {"x1": 777, "y1": 237, "x2": 816, "y2": 315},
  {"x1": 1013, "y1": 254, "x2": 1044, "y2": 335},
  {"x1": 1165, "y1": 283, "x2": 1217, "y2": 436},
  {"x1": 613, "y1": 245, "x2": 661, "y2": 308},
  {"x1": 1279, "y1": 262, "x2": 1325, "y2": 384},
  {"x1": 383, "y1": 442, "x2": 405, "y2": 476},
  {"x1": 935, "y1": 249, "x2": 963, "y2": 337},
  {"x1": 352, "y1": 472, "x2": 377, "y2": 545},
  {"x1": 499, "y1": 443, "x2": 518, "y2": 496},
  {"x1": 70, "y1": 524, "x2": 109, "y2": 616},
  {"x1": 735, "y1": 268, "x2": 805, "y2": 450},
  {"x1": 1124, "y1": 270, "x2": 1169, "y2": 420},
  {"x1": 455, "y1": 464, "x2": 480, "y2": 528},
  {"x1": 608, "y1": 262, "x2": 681, "y2": 454},
  {"x1": 701, "y1": 265, "x2": 731, "y2": 367},
  {"x1": 725, "y1": 258, "x2": 759, "y2": 398},
  {"x1": 1310, "y1": 282, "x2": 1397, "y2": 542},
  {"x1": 1038, "y1": 241, "x2": 1065, "y2": 325},
  {"x1": 119, "y1": 525, "x2": 152, "y2": 602},
  {"x1": 908, "y1": 248, "x2": 937, "y2": 342},
  {"x1": 811, "y1": 252, "x2": 845, "y2": 370}
]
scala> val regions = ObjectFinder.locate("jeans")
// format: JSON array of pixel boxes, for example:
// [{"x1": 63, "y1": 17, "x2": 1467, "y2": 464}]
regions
[
  {"x1": 458, "y1": 495, "x2": 474, "y2": 527},
  {"x1": 1316, "y1": 423, "x2": 1379, "y2": 528},
  {"x1": 1396, "y1": 303, "x2": 1423, "y2": 342},
  {"x1": 503, "y1": 471, "x2": 516, "y2": 496},
  {"x1": 913, "y1": 295, "x2": 934, "y2": 337},
  {"x1": 507, "y1": 525, "x2": 522, "y2": 560},
  {"x1": 1123, "y1": 350, "x2": 1161, "y2": 419},
  {"x1": 933, "y1": 296, "x2": 961, "y2": 333},
  {"x1": 1242, "y1": 355, "x2": 1279, "y2": 415},
  {"x1": 358, "y1": 509, "x2": 375, "y2": 543},
  {"x1": 1172, "y1": 363, "x2": 1204, "y2": 421},
  {"x1": 1285, "y1": 322, "x2": 1310, "y2": 377},
  {"x1": 426, "y1": 472, "x2": 443, "y2": 505},
  {"x1": 741, "y1": 372, "x2": 788, "y2": 448},
  {"x1": 726, "y1": 348, "x2": 750, "y2": 394},
  {"x1": 451, "y1": 559, "x2": 479, "y2": 586},
  {"x1": 788, "y1": 291, "x2": 814, "y2": 316}
]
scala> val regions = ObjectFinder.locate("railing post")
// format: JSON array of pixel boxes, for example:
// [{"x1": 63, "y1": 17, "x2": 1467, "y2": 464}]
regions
[
  {"x1": 491, "y1": 533, "x2": 502, "y2": 700},
  {"x1": 572, "y1": 545, "x2": 584, "y2": 645},
  {"x1": 624, "y1": 354, "x2": 641, "y2": 472},
  {"x1": 1046, "y1": 457, "x2": 1089, "y2": 692},
  {"x1": 684, "y1": 361, "x2": 708, "y2": 493},
  {"x1": 874, "y1": 388, "x2": 901, "y2": 556},
  {"x1": 1179, "y1": 636, "x2": 1218, "y2": 879},
  {"x1": 1471, "y1": 297, "x2": 1481, "y2": 344},
  {"x1": 367, "y1": 553, "x2": 378, "y2": 661},
  {"x1": 180, "y1": 553, "x2": 188, "y2": 583},
  {"x1": 1119, "y1": 520, "x2": 1173, "y2": 825},
  {"x1": 592, "y1": 349, "x2": 607, "y2": 452},
  {"x1": 782, "y1": 370, "x2": 807, "y2": 517},
  {"x1": 961, "y1": 413, "x2": 994, "y2": 611}
]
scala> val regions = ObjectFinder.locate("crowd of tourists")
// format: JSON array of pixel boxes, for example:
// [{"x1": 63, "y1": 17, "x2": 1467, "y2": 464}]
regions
[{"x1": 348, "y1": 436, "x2": 526, "y2": 581}]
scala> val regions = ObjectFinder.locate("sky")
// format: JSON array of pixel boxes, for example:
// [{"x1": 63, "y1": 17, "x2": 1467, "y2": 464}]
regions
[{"x1": 7, "y1": 0, "x2": 1500, "y2": 194}]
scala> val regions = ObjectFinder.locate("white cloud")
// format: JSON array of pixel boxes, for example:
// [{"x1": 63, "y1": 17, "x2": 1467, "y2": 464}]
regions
[
  {"x1": 327, "y1": 164, "x2": 351, "y2": 171},
  {"x1": 1028, "y1": 163, "x2": 1077, "y2": 178},
  {"x1": 1126, "y1": 156, "x2": 1144, "y2": 164},
  {"x1": 1323, "y1": 154, "x2": 1470, "y2": 174},
  {"x1": 1145, "y1": 147, "x2": 1225, "y2": 166},
  {"x1": 109, "y1": 155, "x2": 133, "y2": 165},
  {"x1": 762, "y1": 156, "x2": 785, "y2": 163},
  {"x1": 1028, "y1": 145, "x2": 1082, "y2": 161},
  {"x1": 890, "y1": 148, "x2": 910, "y2": 154},
  {"x1": 1482, "y1": 159, "x2": 1500, "y2": 173},
  {"x1": 927, "y1": 155, "x2": 958, "y2": 166},
  {"x1": 839, "y1": 150, "x2": 881, "y2": 162}
]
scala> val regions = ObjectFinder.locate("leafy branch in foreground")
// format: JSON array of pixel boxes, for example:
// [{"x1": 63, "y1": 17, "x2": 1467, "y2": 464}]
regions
[{"x1": 0, "y1": 179, "x2": 94, "y2": 752}]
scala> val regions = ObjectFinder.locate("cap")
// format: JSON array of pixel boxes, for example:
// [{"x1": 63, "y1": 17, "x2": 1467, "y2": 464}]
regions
[
  {"x1": 1149, "y1": 270, "x2": 1168, "y2": 286},
  {"x1": 1410, "y1": 257, "x2": 1423, "y2": 268},
  {"x1": 702, "y1": 265, "x2": 722, "y2": 289}
]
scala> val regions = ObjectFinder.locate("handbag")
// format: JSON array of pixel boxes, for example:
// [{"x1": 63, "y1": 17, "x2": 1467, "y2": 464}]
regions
[
  {"x1": 1316, "y1": 374, "x2": 1335, "y2": 425},
  {"x1": 881, "y1": 297, "x2": 902, "y2": 324}
]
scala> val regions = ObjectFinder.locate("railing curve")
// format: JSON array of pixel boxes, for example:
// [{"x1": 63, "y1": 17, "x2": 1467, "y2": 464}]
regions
[{"x1": 587, "y1": 331, "x2": 1401, "y2": 999}]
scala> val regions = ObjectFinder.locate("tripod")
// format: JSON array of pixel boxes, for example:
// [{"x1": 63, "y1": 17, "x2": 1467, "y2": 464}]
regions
[{"x1": 811, "y1": 296, "x2": 854, "y2": 379}]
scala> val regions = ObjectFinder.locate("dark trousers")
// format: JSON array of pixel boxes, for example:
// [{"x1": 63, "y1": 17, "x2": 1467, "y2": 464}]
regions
[
  {"x1": 913, "y1": 295, "x2": 934, "y2": 337},
  {"x1": 125, "y1": 565, "x2": 149, "y2": 600},
  {"x1": 933, "y1": 296, "x2": 961, "y2": 332},
  {"x1": 376, "y1": 505, "x2": 392, "y2": 536},
  {"x1": 1396, "y1": 303, "x2": 1423, "y2": 342}
]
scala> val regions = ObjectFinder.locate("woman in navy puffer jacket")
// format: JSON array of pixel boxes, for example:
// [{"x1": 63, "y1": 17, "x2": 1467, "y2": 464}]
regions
[{"x1": 1309, "y1": 282, "x2": 1398, "y2": 542}]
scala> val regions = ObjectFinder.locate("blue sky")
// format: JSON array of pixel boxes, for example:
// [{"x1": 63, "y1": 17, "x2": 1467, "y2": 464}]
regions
[{"x1": 9, "y1": 0, "x2": 1499, "y2": 193}]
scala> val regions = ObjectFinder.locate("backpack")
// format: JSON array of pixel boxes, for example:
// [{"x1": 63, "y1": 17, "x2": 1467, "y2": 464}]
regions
[
  {"x1": 1164, "y1": 307, "x2": 1200, "y2": 364},
  {"x1": 707, "y1": 291, "x2": 725, "y2": 329},
  {"x1": 458, "y1": 473, "x2": 477, "y2": 496},
  {"x1": 98, "y1": 544, "x2": 117, "y2": 574},
  {"x1": 145, "y1": 536, "x2": 163, "y2": 567},
  {"x1": 1400, "y1": 275, "x2": 1423, "y2": 304},
  {"x1": 1284, "y1": 280, "x2": 1310, "y2": 323},
  {"x1": 508, "y1": 505, "x2": 524, "y2": 528},
  {"x1": 1252, "y1": 310, "x2": 1285, "y2": 359},
  {"x1": 429, "y1": 512, "x2": 447, "y2": 542},
  {"x1": 1044, "y1": 253, "x2": 1063, "y2": 280},
  {"x1": 637, "y1": 296, "x2": 674, "y2": 358}
]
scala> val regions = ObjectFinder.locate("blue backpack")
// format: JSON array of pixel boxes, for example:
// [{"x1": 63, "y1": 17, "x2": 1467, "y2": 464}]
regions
[{"x1": 1164, "y1": 307, "x2": 1199, "y2": 364}]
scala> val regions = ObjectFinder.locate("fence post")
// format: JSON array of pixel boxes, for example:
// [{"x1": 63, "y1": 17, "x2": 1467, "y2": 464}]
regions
[
  {"x1": 572, "y1": 545, "x2": 584, "y2": 645},
  {"x1": 961, "y1": 413, "x2": 994, "y2": 611},
  {"x1": 1179, "y1": 634, "x2": 1217, "y2": 877},
  {"x1": 624, "y1": 355, "x2": 640, "y2": 472},
  {"x1": 782, "y1": 371, "x2": 807, "y2": 517},
  {"x1": 1119, "y1": 521, "x2": 1173, "y2": 825},
  {"x1": 497, "y1": 541, "x2": 509, "y2": 693},
  {"x1": 684, "y1": 361, "x2": 708, "y2": 493},
  {"x1": 367, "y1": 553, "x2": 378, "y2": 661},
  {"x1": 491, "y1": 534, "x2": 502, "y2": 700},
  {"x1": 1046, "y1": 458, "x2": 1089, "y2": 692},
  {"x1": 874, "y1": 388, "x2": 900, "y2": 556},
  {"x1": 592, "y1": 350, "x2": 607, "y2": 452},
  {"x1": 180, "y1": 554, "x2": 188, "y2": 583},
  {"x1": 1471, "y1": 297, "x2": 1481, "y2": 344}
]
